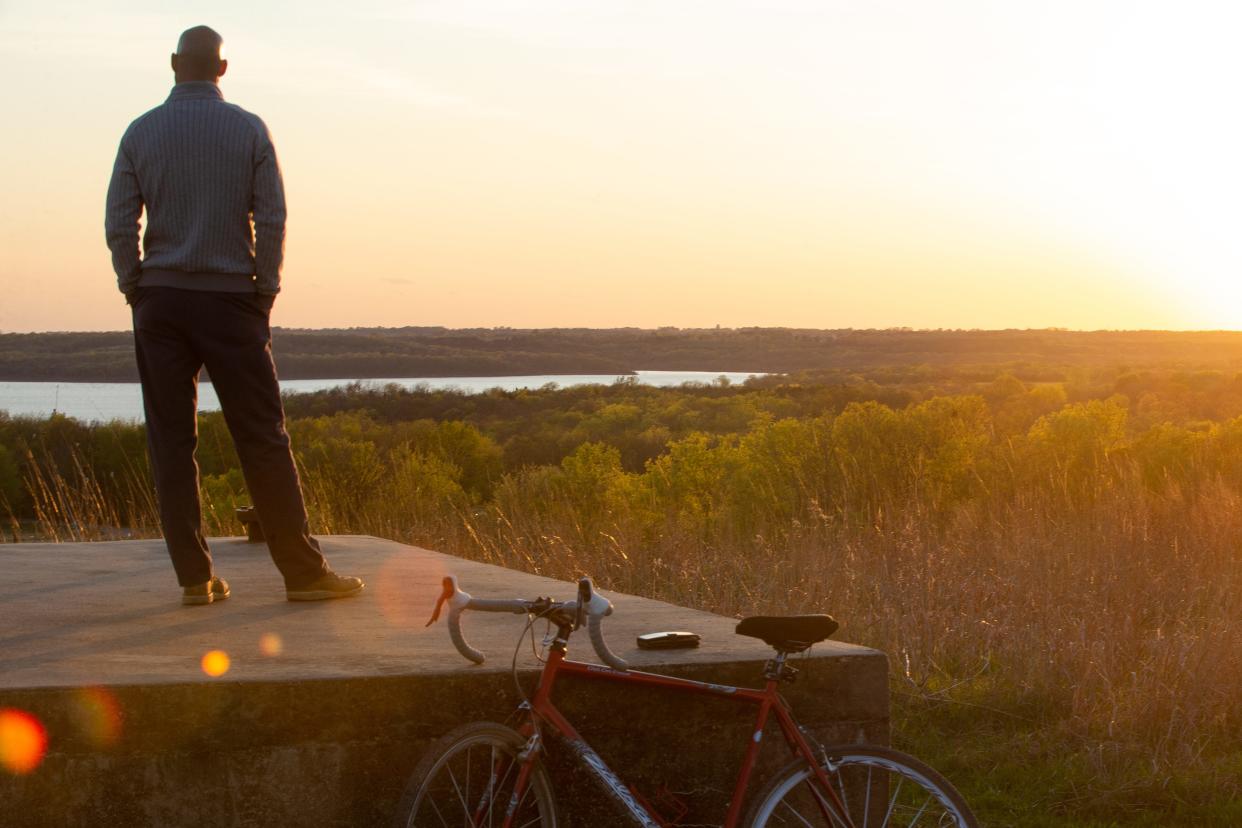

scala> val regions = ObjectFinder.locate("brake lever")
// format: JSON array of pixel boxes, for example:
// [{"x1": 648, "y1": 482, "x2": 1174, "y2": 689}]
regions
[
  {"x1": 575, "y1": 577, "x2": 591, "y2": 630},
  {"x1": 426, "y1": 576, "x2": 457, "y2": 627}
]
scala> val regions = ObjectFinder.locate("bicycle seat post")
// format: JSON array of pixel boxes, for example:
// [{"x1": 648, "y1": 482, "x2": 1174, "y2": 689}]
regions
[{"x1": 763, "y1": 650, "x2": 799, "y2": 683}]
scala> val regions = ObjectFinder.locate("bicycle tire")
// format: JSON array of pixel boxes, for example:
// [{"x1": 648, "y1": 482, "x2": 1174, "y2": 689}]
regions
[
  {"x1": 743, "y1": 744, "x2": 978, "y2": 828},
  {"x1": 393, "y1": 721, "x2": 559, "y2": 828}
]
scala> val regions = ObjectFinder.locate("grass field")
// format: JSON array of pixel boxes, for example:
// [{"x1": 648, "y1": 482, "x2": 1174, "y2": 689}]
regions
[{"x1": 6, "y1": 374, "x2": 1242, "y2": 824}]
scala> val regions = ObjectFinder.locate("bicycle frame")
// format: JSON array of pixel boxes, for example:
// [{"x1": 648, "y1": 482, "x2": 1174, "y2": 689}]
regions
[{"x1": 503, "y1": 640, "x2": 852, "y2": 828}]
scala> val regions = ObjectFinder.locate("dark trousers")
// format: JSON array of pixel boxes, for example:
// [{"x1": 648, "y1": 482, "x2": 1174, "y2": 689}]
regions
[{"x1": 131, "y1": 287, "x2": 329, "y2": 588}]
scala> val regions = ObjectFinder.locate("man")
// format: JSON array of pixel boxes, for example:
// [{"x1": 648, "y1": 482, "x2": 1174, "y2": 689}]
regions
[{"x1": 105, "y1": 25, "x2": 363, "y2": 605}]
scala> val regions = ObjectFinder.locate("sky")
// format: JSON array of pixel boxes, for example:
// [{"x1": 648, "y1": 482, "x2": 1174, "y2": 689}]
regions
[{"x1": 1, "y1": 0, "x2": 1240, "y2": 332}]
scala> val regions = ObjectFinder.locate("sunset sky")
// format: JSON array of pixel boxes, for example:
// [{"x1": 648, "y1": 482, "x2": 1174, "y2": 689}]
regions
[{"x1": 2, "y1": 0, "x2": 1239, "y2": 332}]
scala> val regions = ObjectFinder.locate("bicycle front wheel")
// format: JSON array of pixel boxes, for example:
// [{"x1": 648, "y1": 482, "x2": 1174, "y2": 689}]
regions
[
  {"x1": 744, "y1": 744, "x2": 978, "y2": 828},
  {"x1": 393, "y1": 721, "x2": 559, "y2": 828}
]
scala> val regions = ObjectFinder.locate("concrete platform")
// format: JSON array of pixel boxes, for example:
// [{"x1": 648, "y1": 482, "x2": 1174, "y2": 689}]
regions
[{"x1": 0, "y1": 536, "x2": 888, "y2": 826}]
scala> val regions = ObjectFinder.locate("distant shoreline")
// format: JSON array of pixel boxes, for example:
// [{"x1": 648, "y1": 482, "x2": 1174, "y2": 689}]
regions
[
  {"x1": 5, "y1": 327, "x2": 1242, "y2": 383},
  {"x1": 1, "y1": 371, "x2": 763, "y2": 422}
]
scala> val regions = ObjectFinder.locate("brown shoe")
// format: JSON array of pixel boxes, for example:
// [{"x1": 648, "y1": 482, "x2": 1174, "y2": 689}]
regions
[
  {"x1": 183, "y1": 576, "x2": 230, "y2": 606},
  {"x1": 286, "y1": 572, "x2": 364, "y2": 602}
]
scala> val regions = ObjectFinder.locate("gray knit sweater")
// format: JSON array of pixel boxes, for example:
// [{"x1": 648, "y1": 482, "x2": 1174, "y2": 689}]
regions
[{"x1": 105, "y1": 82, "x2": 286, "y2": 295}]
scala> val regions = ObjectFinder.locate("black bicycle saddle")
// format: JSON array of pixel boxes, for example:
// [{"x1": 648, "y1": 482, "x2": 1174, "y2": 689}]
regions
[{"x1": 735, "y1": 615, "x2": 838, "y2": 652}]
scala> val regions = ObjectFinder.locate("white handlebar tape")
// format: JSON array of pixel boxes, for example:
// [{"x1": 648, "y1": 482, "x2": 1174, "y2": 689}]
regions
[
  {"x1": 589, "y1": 612, "x2": 629, "y2": 671},
  {"x1": 443, "y1": 576, "x2": 627, "y2": 670},
  {"x1": 448, "y1": 606, "x2": 486, "y2": 664}
]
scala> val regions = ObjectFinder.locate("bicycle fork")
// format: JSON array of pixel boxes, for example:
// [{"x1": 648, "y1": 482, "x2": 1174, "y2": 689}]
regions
[
  {"x1": 509, "y1": 726, "x2": 663, "y2": 828},
  {"x1": 490, "y1": 731, "x2": 541, "y2": 826}
]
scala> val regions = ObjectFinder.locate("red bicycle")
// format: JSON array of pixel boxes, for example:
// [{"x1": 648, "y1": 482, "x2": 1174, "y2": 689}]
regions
[{"x1": 395, "y1": 576, "x2": 978, "y2": 827}]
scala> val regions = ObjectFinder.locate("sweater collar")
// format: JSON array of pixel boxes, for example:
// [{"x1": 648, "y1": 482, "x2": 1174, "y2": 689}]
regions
[{"x1": 167, "y1": 81, "x2": 224, "y2": 101}]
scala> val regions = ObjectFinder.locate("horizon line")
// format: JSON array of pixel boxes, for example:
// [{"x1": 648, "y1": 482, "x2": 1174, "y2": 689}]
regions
[{"x1": 7, "y1": 325, "x2": 1242, "y2": 337}]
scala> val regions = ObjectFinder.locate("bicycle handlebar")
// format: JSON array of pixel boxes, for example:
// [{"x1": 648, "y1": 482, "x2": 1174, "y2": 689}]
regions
[{"x1": 427, "y1": 575, "x2": 629, "y2": 671}]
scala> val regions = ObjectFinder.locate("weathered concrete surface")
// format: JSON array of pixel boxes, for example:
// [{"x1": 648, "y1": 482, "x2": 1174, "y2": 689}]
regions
[{"x1": 0, "y1": 536, "x2": 888, "y2": 826}]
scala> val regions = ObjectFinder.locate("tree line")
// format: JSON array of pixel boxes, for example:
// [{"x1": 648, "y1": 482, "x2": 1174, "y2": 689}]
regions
[{"x1": 9, "y1": 326, "x2": 1242, "y2": 381}]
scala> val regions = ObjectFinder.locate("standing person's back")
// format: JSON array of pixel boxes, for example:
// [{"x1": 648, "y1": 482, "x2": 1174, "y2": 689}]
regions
[
  {"x1": 105, "y1": 25, "x2": 363, "y2": 606},
  {"x1": 110, "y1": 82, "x2": 284, "y2": 295}
]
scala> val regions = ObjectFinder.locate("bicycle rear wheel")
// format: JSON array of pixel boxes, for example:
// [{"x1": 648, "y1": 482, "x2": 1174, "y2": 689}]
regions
[
  {"x1": 393, "y1": 721, "x2": 559, "y2": 828},
  {"x1": 744, "y1": 744, "x2": 977, "y2": 828}
]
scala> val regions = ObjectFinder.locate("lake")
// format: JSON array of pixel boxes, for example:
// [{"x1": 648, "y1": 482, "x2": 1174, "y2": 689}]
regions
[{"x1": 0, "y1": 371, "x2": 763, "y2": 422}]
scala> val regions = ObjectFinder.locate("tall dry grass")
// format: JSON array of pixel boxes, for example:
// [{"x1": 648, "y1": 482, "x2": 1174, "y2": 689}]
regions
[
  {"x1": 456, "y1": 477, "x2": 1242, "y2": 776},
  {"x1": 12, "y1": 446, "x2": 160, "y2": 542},
  {"x1": 9, "y1": 415, "x2": 1242, "y2": 809}
]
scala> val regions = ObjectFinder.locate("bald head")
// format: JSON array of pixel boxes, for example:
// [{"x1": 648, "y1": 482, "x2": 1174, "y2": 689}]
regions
[{"x1": 171, "y1": 26, "x2": 227, "y2": 84}]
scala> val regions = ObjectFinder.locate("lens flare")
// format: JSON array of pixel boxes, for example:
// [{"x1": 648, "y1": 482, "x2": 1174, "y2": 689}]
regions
[
  {"x1": 259, "y1": 633, "x2": 283, "y2": 656},
  {"x1": 201, "y1": 649, "x2": 231, "y2": 678},
  {"x1": 0, "y1": 709, "x2": 48, "y2": 775},
  {"x1": 377, "y1": 553, "x2": 446, "y2": 628},
  {"x1": 72, "y1": 688, "x2": 122, "y2": 748}
]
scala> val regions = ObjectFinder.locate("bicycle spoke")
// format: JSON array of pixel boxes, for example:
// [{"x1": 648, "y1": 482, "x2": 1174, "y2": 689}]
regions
[
  {"x1": 836, "y1": 768, "x2": 850, "y2": 818},
  {"x1": 807, "y1": 778, "x2": 850, "y2": 828},
  {"x1": 469, "y1": 749, "x2": 479, "y2": 824},
  {"x1": 446, "y1": 762, "x2": 471, "y2": 819},
  {"x1": 397, "y1": 724, "x2": 555, "y2": 827},
  {"x1": 465, "y1": 746, "x2": 474, "y2": 825},
  {"x1": 486, "y1": 744, "x2": 496, "y2": 828},
  {"x1": 904, "y1": 793, "x2": 933, "y2": 828},
  {"x1": 479, "y1": 746, "x2": 516, "y2": 826},
  {"x1": 880, "y1": 775, "x2": 903, "y2": 826},
  {"x1": 427, "y1": 795, "x2": 450, "y2": 828},
  {"x1": 516, "y1": 779, "x2": 536, "y2": 814},
  {"x1": 746, "y1": 747, "x2": 975, "y2": 827},
  {"x1": 803, "y1": 777, "x2": 848, "y2": 828},
  {"x1": 778, "y1": 794, "x2": 818, "y2": 828},
  {"x1": 863, "y1": 764, "x2": 872, "y2": 827},
  {"x1": 490, "y1": 755, "x2": 519, "y2": 813}
]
